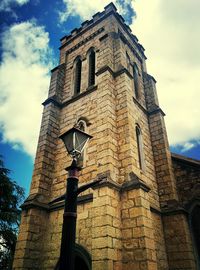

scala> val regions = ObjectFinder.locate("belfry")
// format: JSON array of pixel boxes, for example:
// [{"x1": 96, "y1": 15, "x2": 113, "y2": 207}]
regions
[{"x1": 14, "y1": 3, "x2": 200, "y2": 270}]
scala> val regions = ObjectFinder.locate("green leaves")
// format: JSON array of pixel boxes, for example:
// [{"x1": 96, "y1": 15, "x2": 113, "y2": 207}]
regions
[{"x1": 0, "y1": 156, "x2": 25, "y2": 270}]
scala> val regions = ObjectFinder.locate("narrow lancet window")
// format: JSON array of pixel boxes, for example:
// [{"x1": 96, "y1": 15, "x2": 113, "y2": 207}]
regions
[
  {"x1": 74, "y1": 58, "x2": 82, "y2": 94},
  {"x1": 126, "y1": 52, "x2": 130, "y2": 72},
  {"x1": 77, "y1": 120, "x2": 86, "y2": 167},
  {"x1": 136, "y1": 125, "x2": 144, "y2": 170},
  {"x1": 88, "y1": 49, "x2": 95, "y2": 87},
  {"x1": 133, "y1": 64, "x2": 140, "y2": 99}
]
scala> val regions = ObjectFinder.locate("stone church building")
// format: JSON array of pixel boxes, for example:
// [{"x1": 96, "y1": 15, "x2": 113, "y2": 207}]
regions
[{"x1": 13, "y1": 3, "x2": 200, "y2": 270}]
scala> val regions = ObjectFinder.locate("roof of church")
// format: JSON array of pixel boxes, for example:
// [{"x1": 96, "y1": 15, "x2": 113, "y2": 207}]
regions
[{"x1": 171, "y1": 152, "x2": 200, "y2": 168}]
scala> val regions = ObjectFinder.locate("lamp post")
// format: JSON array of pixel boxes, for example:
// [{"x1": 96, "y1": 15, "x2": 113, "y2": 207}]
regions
[{"x1": 58, "y1": 127, "x2": 99, "y2": 270}]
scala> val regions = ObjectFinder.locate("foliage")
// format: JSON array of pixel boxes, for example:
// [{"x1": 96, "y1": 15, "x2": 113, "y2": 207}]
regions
[{"x1": 0, "y1": 156, "x2": 25, "y2": 270}]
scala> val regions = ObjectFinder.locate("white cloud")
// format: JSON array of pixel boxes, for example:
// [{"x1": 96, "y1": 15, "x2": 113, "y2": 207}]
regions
[
  {"x1": 0, "y1": 21, "x2": 54, "y2": 157},
  {"x1": 132, "y1": 0, "x2": 200, "y2": 148},
  {"x1": 180, "y1": 142, "x2": 196, "y2": 153},
  {"x1": 59, "y1": 0, "x2": 109, "y2": 23},
  {"x1": 0, "y1": 0, "x2": 29, "y2": 14},
  {"x1": 59, "y1": 0, "x2": 134, "y2": 24}
]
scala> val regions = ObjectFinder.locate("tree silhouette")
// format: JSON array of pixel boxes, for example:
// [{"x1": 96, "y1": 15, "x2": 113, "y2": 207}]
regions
[{"x1": 0, "y1": 156, "x2": 24, "y2": 269}]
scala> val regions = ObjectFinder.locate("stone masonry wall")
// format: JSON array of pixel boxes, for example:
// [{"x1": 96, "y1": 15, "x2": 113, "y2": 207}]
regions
[
  {"x1": 172, "y1": 155, "x2": 200, "y2": 205},
  {"x1": 144, "y1": 74, "x2": 197, "y2": 269}
]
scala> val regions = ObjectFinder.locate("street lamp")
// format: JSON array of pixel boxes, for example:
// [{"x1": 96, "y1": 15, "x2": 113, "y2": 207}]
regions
[
  {"x1": 59, "y1": 127, "x2": 92, "y2": 161},
  {"x1": 58, "y1": 127, "x2": 99, "y2": 270}
]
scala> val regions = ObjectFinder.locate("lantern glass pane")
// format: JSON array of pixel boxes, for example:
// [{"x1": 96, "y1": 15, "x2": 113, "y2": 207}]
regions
[
  {"x1": 60, "y1": 127, "x2": 92, "y2": 159},
  {"x1": 74, "y1": 132, "x2": 89, "y2": 154},
  {"x1": 62, "y1": 132, "x2": 74, "y2": 154}
]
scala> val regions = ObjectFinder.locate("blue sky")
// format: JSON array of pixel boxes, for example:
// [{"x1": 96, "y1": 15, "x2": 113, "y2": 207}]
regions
[{"x1": 0, "y1": 0, "x2": 200, "y2": 196}]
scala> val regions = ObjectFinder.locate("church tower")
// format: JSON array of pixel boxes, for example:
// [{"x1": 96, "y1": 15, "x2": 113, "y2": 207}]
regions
[{"x1": 13, "y1": 3, "x2": 199, "y2": 270}]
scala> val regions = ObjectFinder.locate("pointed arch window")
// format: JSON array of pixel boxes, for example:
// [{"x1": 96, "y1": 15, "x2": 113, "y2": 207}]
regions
[
  {"x1": 133, "y1": 64, "x2": 140, "y2": 99},
  {"x1": 136, "y1": 125, "x2": 145, "y2": 170},
  {"x1": 76, "y1": 120, "x2": 87, "y2": 167},
  {"x1": 74, "y1": 57, "x2": 82, "y2": 95},
  {"x1": 126, "y1": 52, "x2": 131, "y2": 72},
  {"x1": 190, "y1": 205, "x2": 200, "y2": 267},
  {"x1": 88, "y1": 49, "x2": 96, "y2": 87}
]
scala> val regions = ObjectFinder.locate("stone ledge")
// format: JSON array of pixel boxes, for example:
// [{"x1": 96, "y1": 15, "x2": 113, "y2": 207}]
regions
[
  {"x1": 122, "y1": 172, "x2": 151, "y2": 193},
  {"x1": 42, "y1": 95, "x2": 62, "y2": 108},
  {"x1": 93, "y1": 171, "x2": 151, "y2": 193},
  {"x1": 161, "y1": 199, "x2": 188, "y2": 216},
  {"x1": 150, "y1": 206, "x2": 161, "y2": 215},
  {"x1": 96, "y1": 65, "x2": 132, "y2": 79},
  {"x1": 51, "y1": 63, "x2": 66, "y2": 73},
  {"x1": 21, "y1": 193, "x2": 93, "y2": 212},
  {"x1": 21, "y1": 194, "x2": 49, "y2": 211},
  {"x1": 143, "y1": 72, "x2": 157, "y2": 83},
  {"x1": 49, "y1": 194, "x2": 93, "y2": 212},
  {"x1": 148, "y1": 107, "x2": 166, "y2": 116},
  {"x1": 42, "y1": 85, "x2": 97, "y2": 108},
  {"x1": 150, "y1": 204, "x2": 189, "y2": 217}
]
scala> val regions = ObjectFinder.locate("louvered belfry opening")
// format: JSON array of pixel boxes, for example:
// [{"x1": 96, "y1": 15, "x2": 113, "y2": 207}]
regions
[
  {"x1": 74, "y1": 58, "x2": 82, "y2": 94},
  {"x1": 88, "y1": 50, "x2": 95, "y2": 87}
]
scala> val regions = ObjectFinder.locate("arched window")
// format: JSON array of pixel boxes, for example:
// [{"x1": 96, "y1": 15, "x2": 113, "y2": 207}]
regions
[
  {"x1": 55, "y1": 243, "x2": 92, "y2": 270},
  {"x1": 136, "y1": 125, "x2": 144, "y2": 170},
  {"x1": 133, "y1": 64, "x2": 140, "y2": 99},
  {"x1": 126, "y1": 52, "x2": 130, "y2": 71},
  {"x1": 77, "y1": 120, "x2": 85, "y2": 132},
  {"x1": 74, "y1": 57, "x2": 82, "y2": 95},
  {"x1": 190, "y1": 205, "x2": 200, "y2": 268},
  {"x1": 88, "y1": 49, "x2": 95, "y2": 87},
  {"x1": 77, "y1": 120, "x2": 87, "y2": 167}
]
